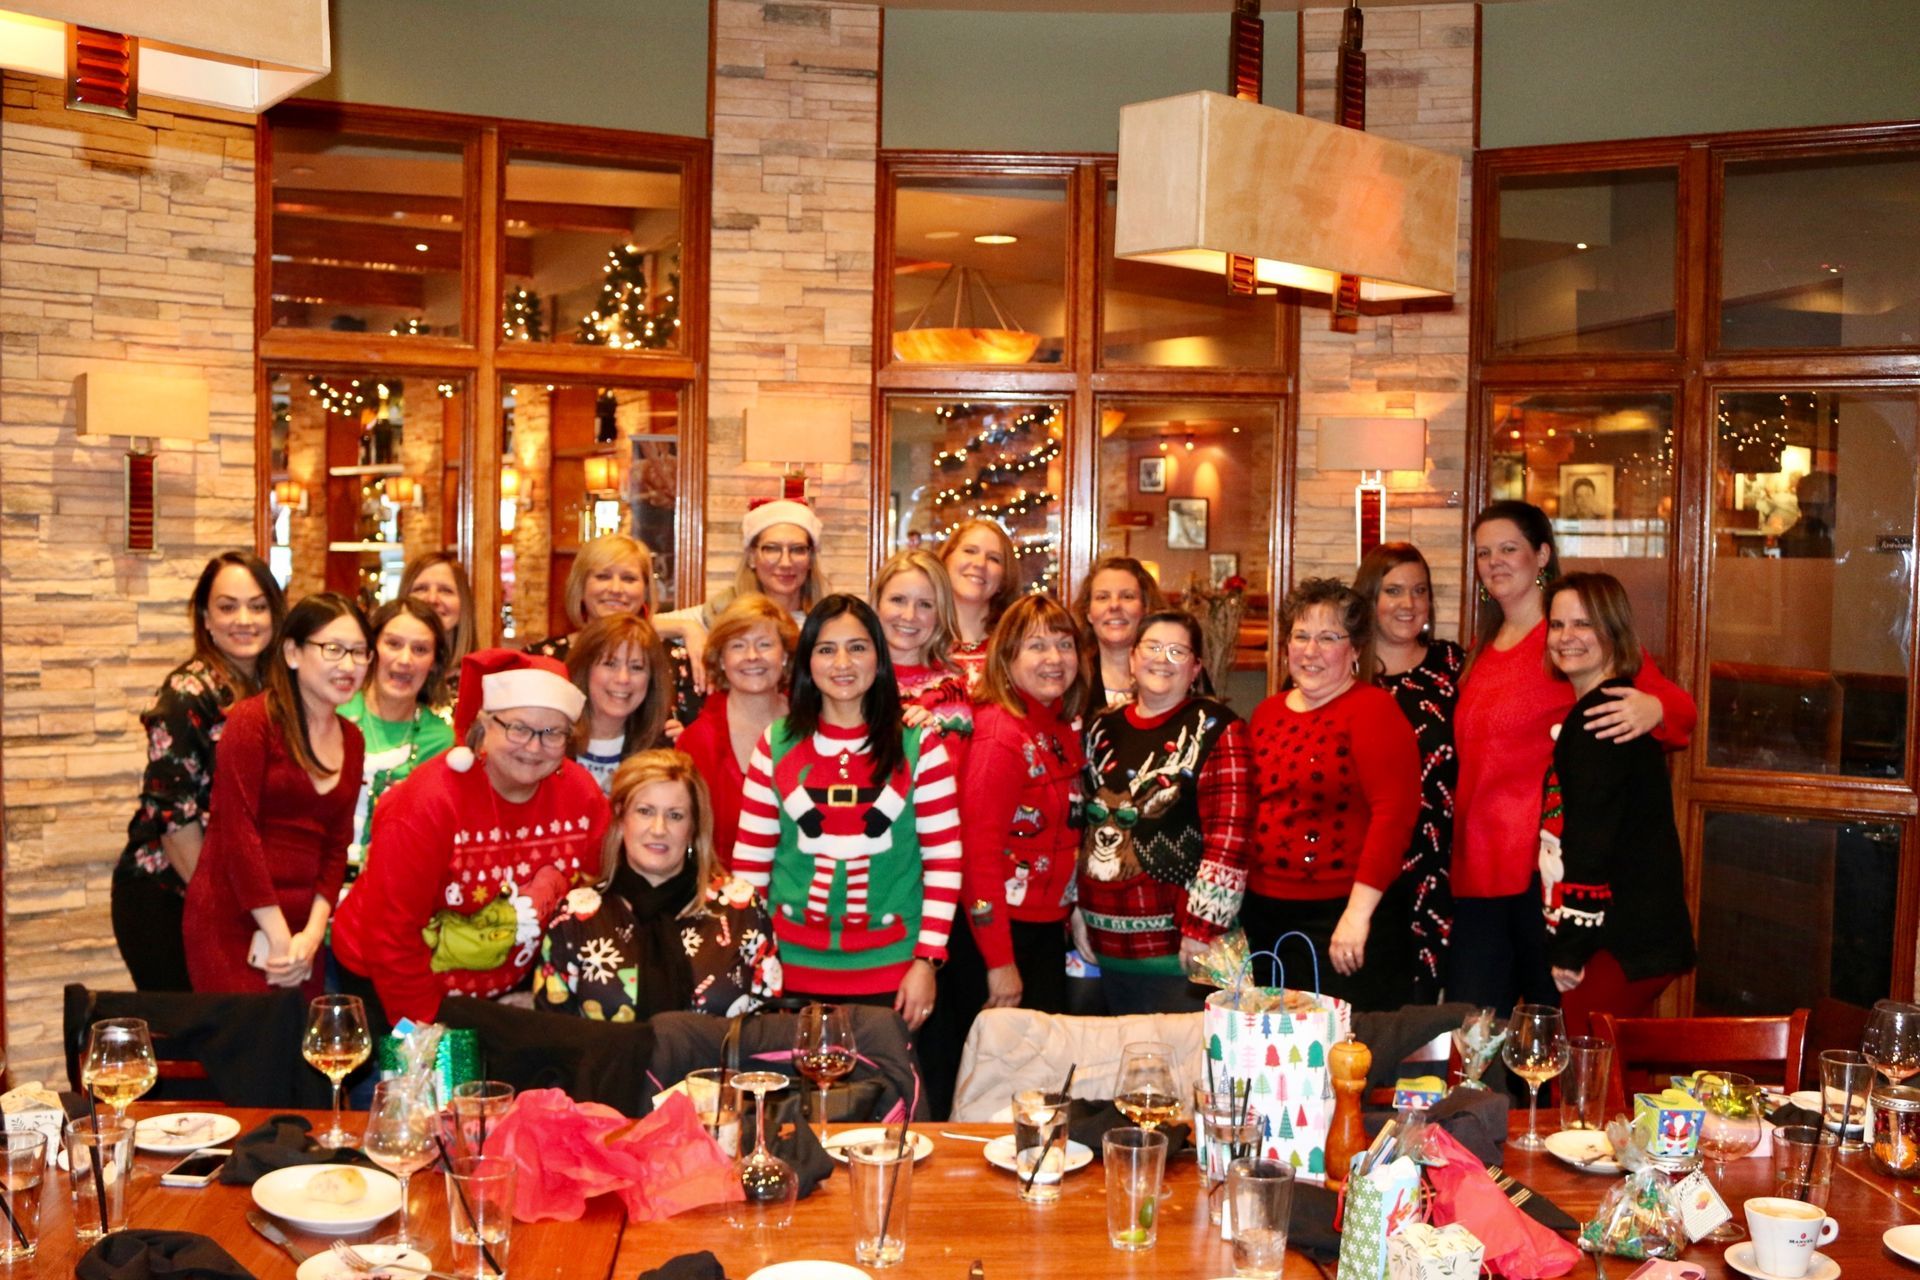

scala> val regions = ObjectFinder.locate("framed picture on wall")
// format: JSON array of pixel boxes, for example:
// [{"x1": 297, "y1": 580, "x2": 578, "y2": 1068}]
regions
[
  {"x1": 1558, "y1": 463, "x2": 1614, "y2": 521},
  {"x1": 1167, "y1": 497, "x2": 1209, "y2": 549},
  {"x1": 1138, "y1": 456, "x2": 1166, "y2": 493},
  {"x1": 1209, "y1": 553, "x2": 1239, "y2": 586}
]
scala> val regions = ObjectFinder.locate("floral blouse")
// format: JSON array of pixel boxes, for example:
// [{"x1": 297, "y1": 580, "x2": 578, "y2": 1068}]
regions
[
  {"x1": 1374, "y1": 638, "x2": 1464, "y2": 998},
  {"x1": 535, "y1": 875, "x2": 781, "y2": 1020},
  {"x1": 118, "y1": 657, "x2": 238, "y2": 894}
]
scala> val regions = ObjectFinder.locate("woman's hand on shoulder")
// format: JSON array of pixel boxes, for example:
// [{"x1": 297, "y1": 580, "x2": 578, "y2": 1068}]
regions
[
  {"x1": 900, "y1": 703, "x2": 935, "y2": 730},
  {"x1": 1585, "y1": 686, "x2": 1663, "y2": 742}
]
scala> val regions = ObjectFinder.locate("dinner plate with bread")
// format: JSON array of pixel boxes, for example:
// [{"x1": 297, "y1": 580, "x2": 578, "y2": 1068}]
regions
[{"x1": 251, "y1": 1164, "x2": 403, "y2": 1234}]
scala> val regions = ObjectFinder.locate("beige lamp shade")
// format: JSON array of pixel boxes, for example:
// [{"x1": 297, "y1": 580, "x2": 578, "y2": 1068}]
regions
[
  {"x1": 1115, "y1": 91, "x2": 1461, "y2": 302},
  {"x1": 744, "y1": 397, "x2": 854, "y2": 466},
  {"x1": 75, "y1": 370, "x2": 210, "y2": 443},
  {"x1": 1317, "y1": 417, "x2": 1427, "y2": 473}
]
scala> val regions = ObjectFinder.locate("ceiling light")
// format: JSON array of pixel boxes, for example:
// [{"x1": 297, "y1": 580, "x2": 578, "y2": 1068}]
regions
[
  {"x1": 1158, "y1": 440, "x2": 1168, "y2": 453},
  {"x1": 414, "y1": 243, "x2": 429, "y2": 252},
  {"x1": 1184, "y1": 435, "x2": 1196, "y2": 452},
  {"x1": 973, "y1": 233, "x2": 1018, "y2": 246},
  {"x1": 924, "y1": 230, "x2": 961, "y2": 241},
  {"x1": 1574, "y1": 242, "x2": 1589, "y2": 250},
  {"x1": 289, "y1": 164, "x2": 314, "y2": 177}
]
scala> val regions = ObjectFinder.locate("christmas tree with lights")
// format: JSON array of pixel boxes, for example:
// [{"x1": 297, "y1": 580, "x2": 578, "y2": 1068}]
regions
[
  {"x1": 502, "y1": 286, "x2": 546, "y2": 342},
  {"x1": 925, "y1": 402, "x2": 1062, "y2": 594},
  {"x1": 576, "y1": 244, "x2": 679, "y2": 350}
]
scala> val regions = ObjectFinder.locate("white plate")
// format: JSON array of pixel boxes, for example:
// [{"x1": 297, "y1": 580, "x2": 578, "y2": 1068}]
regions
[
  {"x1": 1543, "y1": 1129, "x2": 1622, "y2": 1175},
  {"x1": 1788, "y1": 1090, "x2": 1824, "y2": 1113},
  {"x1": 250, "y1": 1165, "x2": 402, "y2": 1235},
  {"x1": 746, "y1": 1264, "x2": 871, "y2": 1280},
  {"x1": 1886, "y1": 1224, "x2": 1920, "y2": 1266},
  {"x1": 1725, "y1": 1241, "x2": 1840, "y2": 1280},
  {"x1": 982, "y1": 1134, "x2": 1094, "y2": 1177},
  {"x1": 295, "y1": 1244, "x2": 431, "y2": 1280},
  {"x1": 135, "y1": 1112, "x2": 242, "y2": 1155},
  {"x1": 821, "y1": 1128, "x2": 934, "y2": 1163}
]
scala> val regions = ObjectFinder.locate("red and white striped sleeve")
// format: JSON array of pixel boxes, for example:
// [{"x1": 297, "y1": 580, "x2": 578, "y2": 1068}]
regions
[
  {"x1": 909, "y1": 735, "x2": 962, "y2": 961},
  {"x1": 731, "y1": 729, "x2": 781, "y2": 890}
]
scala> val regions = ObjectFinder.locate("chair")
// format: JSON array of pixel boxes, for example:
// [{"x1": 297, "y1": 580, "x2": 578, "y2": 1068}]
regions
[
  {"x1": 1801, "y1": 997, "x2": 1871, "y2": 1089},
  {"x1": 63, "y1": 984, "x2": 329, "y2": 1108},
  {"x1": 950, "y1": 1009, "x2": 1206, "y2": 1121},
  {"x1": 1593, "y1": 1008, "x2": 1810, "y2": 1115}
]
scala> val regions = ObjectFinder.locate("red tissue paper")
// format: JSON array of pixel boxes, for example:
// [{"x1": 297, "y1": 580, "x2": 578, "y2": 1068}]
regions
[{"x1": 1422, "y1": 1126, "x2": 1581, "y2": 1278}]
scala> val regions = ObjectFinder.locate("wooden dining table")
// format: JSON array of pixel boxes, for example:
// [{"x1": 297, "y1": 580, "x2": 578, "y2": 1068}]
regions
[{"x1": 19, "y1": 1105, "x2": 1920, "y2": 1279}]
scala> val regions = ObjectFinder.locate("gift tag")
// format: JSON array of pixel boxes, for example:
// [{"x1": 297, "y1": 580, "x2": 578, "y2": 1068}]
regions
[{"x1": 1671, "y1": 1169, "x2": 1732, "y2": 1241}]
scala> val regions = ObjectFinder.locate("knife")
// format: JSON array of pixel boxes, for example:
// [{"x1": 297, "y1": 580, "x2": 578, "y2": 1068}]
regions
[{"x1": 248, "y1": 1210, "x2": 311, "y2": 1266}]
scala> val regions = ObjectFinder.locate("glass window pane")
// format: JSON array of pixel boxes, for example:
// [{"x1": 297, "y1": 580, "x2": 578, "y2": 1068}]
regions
[
  {"x1": 884, "y1": 397, "x2": 1065, "y2": 596},
  {"x1": 270, "y1": 128, "x2": 465, "y2": 337},
  {"x1": 891, "y1": 176, "x2": 1067, "y2": 366},
  {"x1": 1706, "y1": 391, "x2": 1914, "y2": 777},
  {"x1": 1696, "y1": 811, "x2": 1901, "y2": 1014},
  {"x1": 1100, "y1": 180, "x2": 1282, "y2": 368},
  {"x1": 1721, "y1": 150, "x2": 1920, "y2": 350},
  {"x1": 1488, "y1": 392, "x2": 1676, "y2": 661},
  {"x1": 1492, "y1": 168, "x2": 1677, "y2": 356},
  {"x1": 270, "y1": 369, "x2": 465, "y2": 608},
  {"x1": 500, "y1": 383, "x2": 682, "y2": 643},
  {"x1": 1095, "y1": 401, "x2": 1277, "y2": 710},
  {"x1": 503, "y1": 151, "x2": 683, "y2": 350}
]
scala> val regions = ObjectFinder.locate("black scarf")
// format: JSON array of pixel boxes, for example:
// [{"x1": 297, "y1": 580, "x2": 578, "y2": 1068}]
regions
[{"x1": 609, "y1": 858, "x2": 700, "y2": 1019}]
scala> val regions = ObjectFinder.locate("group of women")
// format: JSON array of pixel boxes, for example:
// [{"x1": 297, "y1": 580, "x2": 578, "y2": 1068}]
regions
[{"x1": 117, "y1": 494, "x2": 1697, "y2": 1115}]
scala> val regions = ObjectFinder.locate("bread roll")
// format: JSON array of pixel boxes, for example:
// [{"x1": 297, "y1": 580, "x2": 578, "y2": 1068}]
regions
[{"x1": 306, "y1": 1166, "x2": 368, "y2": 1204}]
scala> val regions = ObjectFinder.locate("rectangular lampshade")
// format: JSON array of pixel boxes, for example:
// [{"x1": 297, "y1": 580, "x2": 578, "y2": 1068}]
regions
[
  {"x1": 75, "y1": 370, "x2": 210, "y2": 443},
  {"x1": 1115, "y1": 90, "x2": 1461, "y2": 302},
  {"x1": 744, "y1": 397, "x2": 854, "y2": 466},
  {"x1": 1317, "y1": 417, "x2": 1427, "y2": 473}
]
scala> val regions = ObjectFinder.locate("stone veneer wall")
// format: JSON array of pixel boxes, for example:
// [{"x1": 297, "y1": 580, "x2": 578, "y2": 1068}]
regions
[
  {"x1": 703, "y1": 0, "x2": 880, "y2": 599},
  {"x1": 0, "y1": 73, "x2": 258, "y2": 1082},
  {"x1": 1292, "y1": 6, "x2": 1475, "y2": 638}
]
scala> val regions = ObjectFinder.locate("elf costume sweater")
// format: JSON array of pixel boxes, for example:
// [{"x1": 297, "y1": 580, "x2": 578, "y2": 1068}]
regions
[
  {"x1": 959, "y1": 691, "x2": 1085, "y2": 970},
  {"x1": 732, "y1": 718, "x2": 962, "y2": 996}
]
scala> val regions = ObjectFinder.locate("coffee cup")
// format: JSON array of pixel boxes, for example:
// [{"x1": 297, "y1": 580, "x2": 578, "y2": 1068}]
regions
[{"x1": 1743, "y1": 1196, "x2": 1838, "y2": 1277}]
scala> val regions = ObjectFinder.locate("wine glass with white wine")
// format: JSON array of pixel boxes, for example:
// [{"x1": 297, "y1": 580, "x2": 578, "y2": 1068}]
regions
[
  {"x1": 1502, "y1": 1004, "x2": 1570, "y2": 1152},
  {"x1": 1862, "y1": 999, "x2": 1920, "y2": 1087},
  {"x1": 303, "y1": 995, "x2": 371, "y2": 1148},
  {"x1": 83, "y1": 1018, "x2": 158, "y2": 1120},
  {"x1": 1115, "y1": 1042, "x2": 1183, "y2": 1131}
]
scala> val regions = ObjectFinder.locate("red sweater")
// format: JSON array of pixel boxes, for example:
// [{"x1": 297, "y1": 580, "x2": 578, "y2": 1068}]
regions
[
  {"x1": 1246, "y1": 684, "x2": 1420, "y2": 901},
  {"x1": 675, "y1": 692, "x2": 745, "y2": 871},
  {"x1": 1452, "y1": 621, "x2": 1695, "y2": 899},
  {"x1": 959, "y1": 692, "x2": 1086, "y2": 968}
]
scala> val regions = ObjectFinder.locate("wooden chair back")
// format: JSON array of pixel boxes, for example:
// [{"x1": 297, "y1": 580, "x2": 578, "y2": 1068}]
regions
[
  {"x1": 62, "y1": 985, "x2": 218, "y2": 1101},
  {"x1": 1593, "y1": 1008, "x2": 1809, "y2": 1115},
  {"x1": 1365, "y1": 1029, "x2": 1464, "y2": 1106}
]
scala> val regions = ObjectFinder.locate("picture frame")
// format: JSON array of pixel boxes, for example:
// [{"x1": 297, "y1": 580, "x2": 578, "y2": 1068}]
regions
[
  {"x1": 1137, "y1": 456, "x2": 1166, "y2": 493},
  {"x1": 1167, "y1": 497, "x2": 1209, "y2": 549},
  {"x1": 1209, "y1": 553, "x2": 1239, "y2": 586},
  {"x1": 1558, "y1": 463, "x2": 1614, "y2": 521}
]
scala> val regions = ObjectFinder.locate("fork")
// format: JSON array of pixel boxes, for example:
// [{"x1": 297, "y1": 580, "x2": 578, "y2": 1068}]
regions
[{"x1": 330, "y1": 1239, "x2": 465, "y2": 1280}]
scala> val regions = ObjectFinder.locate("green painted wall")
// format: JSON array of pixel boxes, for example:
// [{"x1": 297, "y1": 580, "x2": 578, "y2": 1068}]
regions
[
  {"x1": 307, "y1": 0, "x2": 710, "y2": 138},
  {"x1": 1483, "y1": 0, "x2": 1920, "y2": 149},
  {"x1": 882, "y1": 10, "x2": 1298, "y2": 153}
]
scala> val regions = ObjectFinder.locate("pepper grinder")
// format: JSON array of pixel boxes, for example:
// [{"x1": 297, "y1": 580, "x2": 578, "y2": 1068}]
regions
[{"x1": 1324, "y1": 1037, "x2": 1372, "y2": 1193}]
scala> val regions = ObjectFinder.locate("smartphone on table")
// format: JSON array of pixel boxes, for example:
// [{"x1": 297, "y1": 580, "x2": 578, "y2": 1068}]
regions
[{"x1": 159, "y1": 1147, "x2": 231, "y2": 1188}]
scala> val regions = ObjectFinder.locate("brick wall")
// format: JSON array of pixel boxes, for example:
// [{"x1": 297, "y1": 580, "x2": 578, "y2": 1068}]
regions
[
  {"x1": 0, "y1": 73, "x2": 258, "y2": 1083},
  {"x1": 1294, "y1": 6, "x2": 1475, "y2": 638},
  {"x1": 704, "y1": 0, "x2": 880, "y2": 601}
]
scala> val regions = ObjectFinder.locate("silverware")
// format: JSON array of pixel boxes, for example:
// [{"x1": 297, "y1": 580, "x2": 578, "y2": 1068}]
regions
[
  {"x1": 330, "y1": 1239, "x2": 466, "y2": 1280},
  {"x1": 937, "y1": 1130, "x2": 993, "y2": 1143},
  {"x1": 246, "y1": 1211, "x2": 310, "y2": 1266},
  {"x1": 968, "y1": 1261, "x2": 983, "y2": 1280}
]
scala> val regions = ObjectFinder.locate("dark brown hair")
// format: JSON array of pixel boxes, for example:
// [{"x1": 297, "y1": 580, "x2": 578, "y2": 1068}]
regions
[
  {"x1": 367, "y1": 597, "x2": 450, "y2": 711},
  {"x1": 566, "y1": 612, "x2": 672, "y2": 758},
  {"x1": 1471, "y1": 500, "x2": 1562, "y2": 651},
  {"x1": 980, "y1": 594, "x2": 1085, "y2": 721},
  {"x1": 264, "y1": 593, "x2": 370, "y2": 779},
  {"x1": 399, "y1": 551, "x2": 476, "y2": 665},
  {"x1": 1279, "y1": 577, "x2": 1375, "y2": 687},
  {"x1": 1353, "y1": 542, "x2": 1433, "y2": 652},
  {"x1": 189, "y1": 551, "x2": 285, "y2": 697},
  {"x1": 1545, "y1": 572, "x2": 1644, "y2": 682},
  {"x1": 1070, "y1": 556, "x2": 1170, "y2": 648}
]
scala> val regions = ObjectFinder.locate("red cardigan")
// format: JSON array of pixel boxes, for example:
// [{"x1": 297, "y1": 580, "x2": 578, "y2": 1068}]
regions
[{"x1": 675, "y1": 692, "x2": 745, "y2": 871}]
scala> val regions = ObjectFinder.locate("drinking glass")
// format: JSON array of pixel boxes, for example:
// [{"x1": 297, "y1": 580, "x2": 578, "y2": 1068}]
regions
[
  {"x1": 1770, "y1": 1125, "x2": 1838, "y2": 1208},
  {"x1": 1194, "y1": 1083, "x2": 1262, "y2": 1225},
  {"x1": 729, "y1": 1070, "x2": 798, "y2": 1230},
  {"x1": 446, "y1": 1155, "x2": 515, "y2": 1280},
  {"x1": 1559, "y1": 1036, "x2": 1613, "y2": 1132},
  {"x1": 364, "y1": 1080, "x2": 441, "y2": 1250},
  {"x1": 0, "y1": 1132, "x2": 46, "y2": 1262},
  {"x1": 793, "y1": 1003, "x2": 856, "y2": 1143},
  {"x1": 65, "y1": 1117, "x2": 133, "y2": 1241},
  {"x1": 847, "y1": 1140, "x2": 913, "y2": 1267},
  {"x1": 1227, "y1": 1158, "x2": 1295, "y2": 1279},
  {"x1": 82, "y1": 1018, "x2": 157, "y2": 1120},
  {"x1": 1012, "y1": 1088, "x2": 1070, "y2": 1205},
  {"x1": 1502, "y1": 1004, "x2": 1570, "y2": 1151},
  {"x1": 686, "y1": 1069, "x2": 741, "y2": 1159},
  {"x1": 1115, "y1": 1042, "x2": 1181, "y2": 1131},
  {"x1": 1103, "y1": 1127, "x2": 1168, "y2": 1251},
  {"x1": 1818, "y1": 1049, "x2": 1873, "y2": 1150},
  {"x1": 1862, "y1": 999, "x2": 1920, "y2": 1086},
  {"x1": 1697, "y1": 1072, "x2": 1763, "y2": 1242},
  {"x1": 447, "y1": 1080, "x2": 516, "y2": 1161},
  {"x1": 303, "y1": 995, "x2": 371, "y2": 1148}
]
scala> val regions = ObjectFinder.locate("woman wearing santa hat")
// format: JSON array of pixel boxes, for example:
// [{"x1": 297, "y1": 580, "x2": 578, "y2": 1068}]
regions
[
  {"x1": 331, "y1": 649, "x2": 611, "y2": 1026},
  {"x1": 658, "y1": 499, "x2": 830, "y2": 632}
]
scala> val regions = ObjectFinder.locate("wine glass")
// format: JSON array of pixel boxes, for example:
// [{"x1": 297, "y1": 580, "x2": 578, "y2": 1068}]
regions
[
  {"x1": 1115, "y1": 1042, "x2": 1182, "y2": 1131},
  {"x1": 1696, "y1": 1072, "x2": 1763, "y2": 1241},
  {"x1": 363, "y1": 1080, "x2": 441, "y2": 1250},
  {"x1": 1862, "y1": 999, "x2": 1920, "y2": 1086},
  {"x1": 82, "y1": 1018, "x2": 157, "y2": 1121},
  {"x1": 1502, "y1": 1005, "x2": 1570, "y2": 1151},
  {"x1": 303, "y1": 995, "x2": 371, "y2": 1148},
  {"x1": 728, "y1": 1071, "x2": 798, "y2": 1231},
  {"x1": 792, "y1": 1003, "x2": 856, "y2": 1143}
]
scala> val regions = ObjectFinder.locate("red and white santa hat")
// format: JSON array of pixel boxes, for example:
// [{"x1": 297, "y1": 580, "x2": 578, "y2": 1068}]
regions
[{"x1": 445, "y1": 648, "x2": 586, "y2": 772}]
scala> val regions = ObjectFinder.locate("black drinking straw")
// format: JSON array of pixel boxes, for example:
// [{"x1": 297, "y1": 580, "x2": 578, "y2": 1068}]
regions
[
  {"x1": 0, "y1": 1135, "x2": 27, "y2": 1249},
  {"x1": 86, "y1": 1106, "x2": 110, "y2": 1235},
  {"x1": 1022, "y1": 1063, "x2": 1076, "y2": 1195},
  {"x1": 874, "y1": 1114, "x2": 914, "y2": 1255},
  {"x1": 435, "y1": 1134, "x2": 502, "y2": 1276}
]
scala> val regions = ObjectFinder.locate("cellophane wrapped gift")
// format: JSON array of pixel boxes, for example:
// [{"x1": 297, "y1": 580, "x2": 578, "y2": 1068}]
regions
[
  {"x1": 1578, "y1": 1119, "x2": 1687, "y2": 1261},
  {"x1": 1386, "y1": 1222, "x2": 1485, "y2": 1280},
  {"x1": 1335, "y1": 1154, "x2": 1423, "y2": 1280}
]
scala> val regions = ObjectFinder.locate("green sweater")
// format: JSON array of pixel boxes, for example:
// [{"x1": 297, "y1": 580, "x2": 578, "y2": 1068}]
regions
[{"x1": 339, "y1": 692, "x2": 454, "y2": 870}]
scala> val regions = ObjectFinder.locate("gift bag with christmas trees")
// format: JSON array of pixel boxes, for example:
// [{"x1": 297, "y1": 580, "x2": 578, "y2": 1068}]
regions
[{"x1": 1200, "y1": 935, "x2": 1353, "y2": 1186}]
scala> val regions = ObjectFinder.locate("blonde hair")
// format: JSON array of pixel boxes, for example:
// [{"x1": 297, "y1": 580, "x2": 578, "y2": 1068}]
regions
[
  {"x1": 979, "y1": 594, "x2": 1085, "y2": 721},
  {"x1": 732, "y1": 524, "x2": 829, "y2": 611},
  {"x1": 937, "y1": 519, "x2": 1021, "y2": 621},
  {"x1": 703, "y1": 593, "x2": 800, "y2": 690},
  {"x1": 607, "y1": 749, "x2": 717, "y2": 918},
  {"x1": 565, "y1": 534, "x2": 655, "y2": 628},
  {"x1": 566, "y1": 613, "x2": 672, "y2": 758},
  {"x1": 871, "y1": 549, "x2": 961, "y2": 669}
]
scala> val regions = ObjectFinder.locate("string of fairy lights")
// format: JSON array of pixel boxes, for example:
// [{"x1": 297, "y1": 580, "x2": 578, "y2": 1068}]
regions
[{"x1": 922, "y1": 403, "x2": 1064, "y2": 592}]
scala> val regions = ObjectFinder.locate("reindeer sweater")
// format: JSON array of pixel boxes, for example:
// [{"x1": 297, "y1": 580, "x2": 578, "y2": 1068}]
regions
[{"x1": 958, "y1": 692, "x2": 1085, "y2": 970}]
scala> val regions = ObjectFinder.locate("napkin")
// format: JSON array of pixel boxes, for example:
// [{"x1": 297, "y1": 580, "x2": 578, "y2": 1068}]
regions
[
  {"x1": 1068, "y1": 1099, "x2": 1193, "y2": 1156},
  {"x1": 76, "y1": 1230, "x2": 256, "y2": 1280},
  {"x1": 1767, "y1": 1101, "x2": 1821, "y2": 1128},
  {"x1": 217, "y1": 1114, "x2": 376, "y2": 1186},
  {"x1": 757, "y1": 1089, "x2": 837, "y2": 1197},
  {"x1": 638, "y1": 1251, "x2": 727, "y2": 1280}
]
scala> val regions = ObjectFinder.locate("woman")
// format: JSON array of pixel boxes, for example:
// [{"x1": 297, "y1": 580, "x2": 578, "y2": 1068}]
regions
[
  {"x1": 401, "y1": 552, "x2": 477, "y2": 707},
  {"x1": 527, "y1": 534, "x2": 701, "y2": 725},
  {"x1": 184, "y1": 593, "x2": 370, "y2": 997},
  {"x1": 338, "y1": 598, "x2": 455, "y2": 876},
  {"x1": 937, "y1": 519, "x2": 1020, "y2": 690},
  {"x1": 731, "y1": 595, "x2": 962, "y2": 1031},
  {"x1": 332, "y1": 649, "x2": 609, "y2": 1026},
  {"x1": 1077, "y1": 610, "x2": 1251, "y2": 1015},
  {"x1": 1540, "y1": 574, "x2": 1696, "y2": 1037},
  {"x1": 565, "y1": 613, "x2": 673, "y2": 793},
  {"x1": 1072, "y1": 557, "x2": 1170, "y2": 709},
  {"x1": 675, "y1": 595, "x2": 798, "y2": 870},
  {"x1": 873, "y1": 549, "x2": 972, "y2": 735},
  {"x1": 661, "y1": 499, "x2": 829, "y2": 631},
  {"x1": 115, "y1": 552, "x2": 286, "y2": 991},
  {"x1": 1451, "y1": 500, "x2": 1696, "y2": 1013},
  {"x1": 1354, "y1": 543, "x2": 1461, "y2": 1005},
  {"x1": 1243, "y1": 579, "x2": 1420, "y2": 1012},
  {"x1": 537, "y1": 750, "x2": 780, "y2": 1020}
]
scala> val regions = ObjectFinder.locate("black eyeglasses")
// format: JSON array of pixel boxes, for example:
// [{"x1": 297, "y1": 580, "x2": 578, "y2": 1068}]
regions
[
  {"x1": 488, "y1": 713, "x2": 570, "y2": 751},
  {"x1": 304, "y1": 639, "x2": 372, "y2": 665}
]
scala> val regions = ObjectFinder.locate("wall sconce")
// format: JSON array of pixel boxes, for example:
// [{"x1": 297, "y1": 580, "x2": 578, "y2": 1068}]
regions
[
  {"x1": 384, "y1": 475, "x2": 424, "y2": 509},
  {"x1": 744, "y1": 396, "x2": 853, "y2": 500},
  {"x1": 581, "y1": 455, "x2": 618, "y2": 495},
  {"x1": 1317, "y1": 416, "x2": 1427, "y2": 560},
  {"x1": 75, "y1": 370, "x2": 210, "y2": 554},
  {"x1": 270, "y1": 479, "x2": 308, "y2": 514}
]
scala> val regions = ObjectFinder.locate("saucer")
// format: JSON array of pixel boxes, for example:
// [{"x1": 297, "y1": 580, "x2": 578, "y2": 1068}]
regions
[
  {"x1": 1885, "y1": 1224, "x2": 1920, "y2": 1266},
  {"x1": 1725, "y1": 1240, "x2": 1839, "y2": 1280},
  {"x1": 1543, "y1": 1128, "x2": 1621, "y2": 1175}
]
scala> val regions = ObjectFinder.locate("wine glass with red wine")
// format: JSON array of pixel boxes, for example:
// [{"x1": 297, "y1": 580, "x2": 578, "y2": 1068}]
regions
[{"x1": 793, "y1": 1003, "x2": 857, "y2": 1143}]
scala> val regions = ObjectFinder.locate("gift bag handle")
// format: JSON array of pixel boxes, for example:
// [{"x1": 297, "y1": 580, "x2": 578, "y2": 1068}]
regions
[{"x1": 1242, "y1": 930, "x2": 1323, "y2": 996}]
